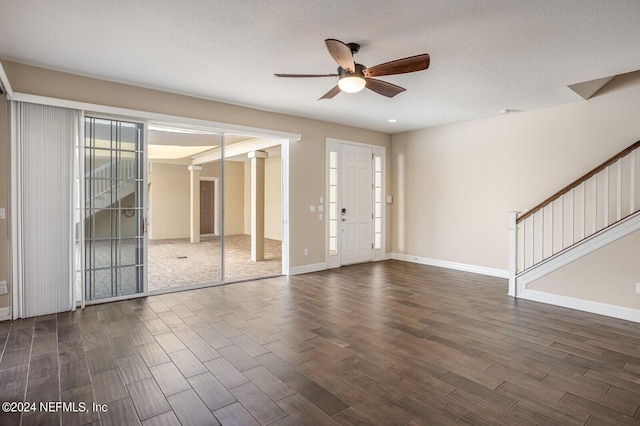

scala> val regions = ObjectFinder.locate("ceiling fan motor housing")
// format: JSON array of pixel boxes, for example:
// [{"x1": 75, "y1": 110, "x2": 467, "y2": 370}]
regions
[{"x1": 338, "y1": 63, "x2": 366, "y2": 78}]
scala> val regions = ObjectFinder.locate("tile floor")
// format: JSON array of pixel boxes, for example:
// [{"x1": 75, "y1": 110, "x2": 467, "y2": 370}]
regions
[
  {"x1": 2, "y1": 261, "x2": 640, "y2": 425},
  {"x1": 148, "y1": 235, "x2": 282, "y2": 292},
  {"x1": 83, "y1": 235, "x2": 282, "y2": 299}
]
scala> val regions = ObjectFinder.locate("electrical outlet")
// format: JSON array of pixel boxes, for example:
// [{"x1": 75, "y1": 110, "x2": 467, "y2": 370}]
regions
[
  {"x1": 0, "y1": 281, "x2": 7, "y2": 295},
  {"x1": 636, "y1": 283, "x2": 640, "y2": 294}
]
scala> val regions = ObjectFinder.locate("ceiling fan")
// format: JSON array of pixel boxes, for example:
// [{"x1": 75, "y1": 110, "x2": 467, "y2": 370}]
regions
[{"x1": 274, "y1": 39, "x2": 430, "y2": 100}]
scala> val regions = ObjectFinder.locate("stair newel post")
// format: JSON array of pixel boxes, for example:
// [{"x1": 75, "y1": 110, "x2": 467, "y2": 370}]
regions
[{"x1": 508, "y1": 211, "x2": 519, "y2": 297}]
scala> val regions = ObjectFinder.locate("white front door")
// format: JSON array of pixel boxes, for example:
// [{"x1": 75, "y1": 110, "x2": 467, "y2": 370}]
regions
[{"x1": 340, "y1": 144, "x2": 373, "y2": 265}]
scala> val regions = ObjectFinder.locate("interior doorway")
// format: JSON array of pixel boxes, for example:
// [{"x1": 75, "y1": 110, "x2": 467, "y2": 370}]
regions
[{"x1": 199, "y1": 178, "x2": 217, "y2": 235}]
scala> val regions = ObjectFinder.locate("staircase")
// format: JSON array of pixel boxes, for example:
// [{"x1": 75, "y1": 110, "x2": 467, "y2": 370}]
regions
[
  {"x1": 86, "y1": 157, "x2": 137, "y2": 214},
  {"x1": 509, "y1": 140, "x2": 640, "y2": 297}
]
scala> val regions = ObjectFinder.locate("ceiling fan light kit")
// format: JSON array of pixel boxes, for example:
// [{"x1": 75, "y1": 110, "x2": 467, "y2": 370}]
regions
[
  {"x1": 275, "y1": 38, "x2": 430, "y2": 100},
  {"x1": 338, "y1": 64, "x2": 366, "y2": 93}
]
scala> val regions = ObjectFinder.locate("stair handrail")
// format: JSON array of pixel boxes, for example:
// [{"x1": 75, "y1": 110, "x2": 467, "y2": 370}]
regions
[
  {"x1": 517, "y1": 140, "x2": 640, "y2": 223},
  {"x1": 509, "y1": 140, "x2": 640, "y2": 297},
  {"x1": 87, "y1": 157, "x2": 136, "y2": 201}
]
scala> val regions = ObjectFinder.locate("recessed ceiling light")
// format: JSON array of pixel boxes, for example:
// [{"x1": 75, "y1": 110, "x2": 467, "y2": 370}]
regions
[{"x1": 388, "y1": 119, "x2": 397, "y2": 123}]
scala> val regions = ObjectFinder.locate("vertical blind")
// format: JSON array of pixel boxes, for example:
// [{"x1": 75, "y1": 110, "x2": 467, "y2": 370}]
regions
[{"x1": 12, "y1": 102, "x2": 81, "y2": 318}]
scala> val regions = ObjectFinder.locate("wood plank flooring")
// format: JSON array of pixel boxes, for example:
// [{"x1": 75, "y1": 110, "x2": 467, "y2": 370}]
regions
[{"x1": 2, "y1": 260, "x2": 640, "y2": 425}]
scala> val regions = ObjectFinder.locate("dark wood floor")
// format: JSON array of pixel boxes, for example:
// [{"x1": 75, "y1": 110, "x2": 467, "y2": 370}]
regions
[{"x1": 2, "y1": 260, "x2": 640, "y2": 425}]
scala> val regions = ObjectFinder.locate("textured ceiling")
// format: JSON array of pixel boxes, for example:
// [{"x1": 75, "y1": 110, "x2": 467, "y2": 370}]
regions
[{"x1": 2, "y1": 1, "x2": 640, "y2": 133}]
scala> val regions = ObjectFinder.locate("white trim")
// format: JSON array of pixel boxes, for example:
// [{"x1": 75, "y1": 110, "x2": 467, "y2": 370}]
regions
[
  {"x1": 0, "y1": 62, "x2": 13, "y2": 99},
  {"x1": 10, "y1": 92, "x2": 301, "y2": 141},
  {"x1": 289, "y1": 262, "x2": 327, "y2": 276},
  {"x1": 10, "y1": 101, "x2": 22, "y2": 319},
  {"x1": 515, "y1": 211, "x2": 640, "y2": 294},
  {"x1": 390, "y1": 253, "x2": 509, "y2": 278},
  {"x1": 0, "y1": 307, "x2": 10, "y2": 321},
  {"x1": 519, "y1": 289, "x2": 640, "y2": 323},
  {"x1": 281, "y1": 139, "x2": 291, "y2": 275}
]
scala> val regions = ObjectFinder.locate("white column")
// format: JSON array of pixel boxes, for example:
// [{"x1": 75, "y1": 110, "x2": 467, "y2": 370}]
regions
[
  {"x1": 249, "y1": 151, "x2": 268, "y2": 261},
  {"x1": 189, "y1": 165, "x2": 202, "y2": 243}
]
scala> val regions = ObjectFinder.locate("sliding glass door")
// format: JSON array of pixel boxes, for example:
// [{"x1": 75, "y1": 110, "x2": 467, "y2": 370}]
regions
[{"x1": 84, "y1": 116, "x2": 146, "y2": 301}]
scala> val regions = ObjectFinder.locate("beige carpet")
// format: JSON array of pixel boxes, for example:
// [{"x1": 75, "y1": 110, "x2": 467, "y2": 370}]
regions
[{"x1": 148, "y1": 234, "x2": 282, "y2": 292}]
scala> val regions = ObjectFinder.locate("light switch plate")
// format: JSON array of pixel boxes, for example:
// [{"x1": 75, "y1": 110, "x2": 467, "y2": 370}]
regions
[
  {"x1": 0, "y1": 208, "x2": 5, "y2": 220},
  {"x1": 317, "y1": 205, "x2": 324, "y2": 213},
  {"x1": 0, "y1": 281, "x2": 7, "y2": 295},
  {"x1": 309, "y1": 205, "x2": 316, "y2": 213},
  {"x1": 386, "y1": 195, "x2": 393, "y2": 204}
]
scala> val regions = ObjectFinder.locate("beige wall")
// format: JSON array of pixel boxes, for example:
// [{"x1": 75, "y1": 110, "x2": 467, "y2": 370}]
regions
[
  {"x1": 3, "y1": 61, "x2": 640, "y2": 315},
  {"x1": 149, "y1": 160, "x2": 247, "y2": 238},
  {"x1": 92, "y1": 193, "x2": 137, "y2": 239},
  {"x1": 2, "y1": 61, "x2": 391, "y2": 271},
  {"x1": 0, "y1": 95, "x2": 9, "y2": 312},
  {"x1": 391, "y1": 72, "x2": 640, "y2": 303},
  {"x1": 528, "y1": 229, "x2": 640, "y2": 309},
  {"x1": 149, "y1": 163, "x2": 190, "y2": 239}
]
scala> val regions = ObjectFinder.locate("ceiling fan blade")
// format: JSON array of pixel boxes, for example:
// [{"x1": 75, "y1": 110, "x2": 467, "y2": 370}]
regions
[
  {"x1": 319, "y1": 85, "x2": 342, "y2": 100},
  {"x1": 274, "y1": 73, "x2": 338, "y2": 78},
  {"x1": 325, "y1": 39, "x2": 355, "y2": 73},
  {"x1": 365, "y1": 78, "x2": 406, "y2": 98},
  {"x1": 363, "y1": 54, "x2": 430, "y2": 78}
]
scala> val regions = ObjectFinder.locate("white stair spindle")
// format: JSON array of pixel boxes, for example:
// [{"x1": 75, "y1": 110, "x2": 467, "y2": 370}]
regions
[
  {"x1": 631, "y1": 150, "x2": 636, "y2": 214},
  {"x1": 592, "y1": 174, "x2": 597, "y2": 234},
  {"x1": 580, "y1": 182, "x2": 586, "y2": 239},
  {"x1": 616, "y1": 158, "x2": 622, "y2": 221},
  {"x1": 604, "y1": 167, "x2": 609, "y2": 226}
]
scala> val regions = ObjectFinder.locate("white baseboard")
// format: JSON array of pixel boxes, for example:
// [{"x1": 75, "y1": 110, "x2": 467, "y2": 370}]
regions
[
  {"x1": 0, "y1": 306, "x2": 11, "y2": 321},
  {"x1": 519, "y1": 289, "x2": 640, "y2": 323},
  {"x1": 390, "y1": 253, "x2": 508, "y2": 278},
  {"x1": 288, "y1": 262, "x2": 327, "y2": 276},
  {"x1": 287, "y1": 255, "x2": 509, "y2": 280}
]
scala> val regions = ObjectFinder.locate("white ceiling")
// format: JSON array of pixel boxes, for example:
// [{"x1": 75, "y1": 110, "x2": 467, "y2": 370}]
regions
[{"x1": 2, "y1": 1, "x2": 640, "y2": 133}]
